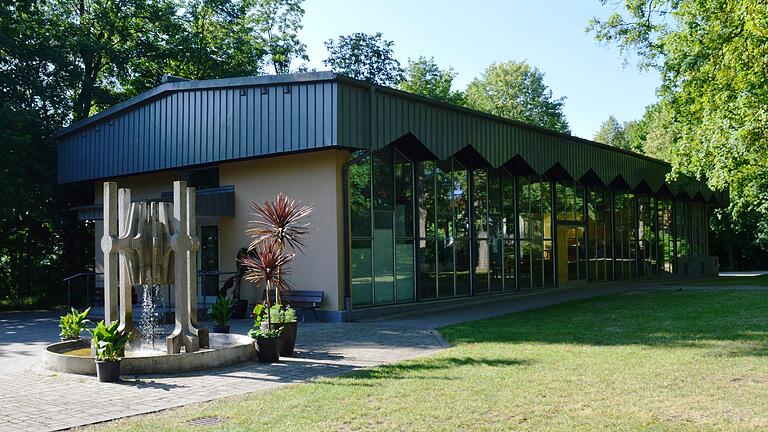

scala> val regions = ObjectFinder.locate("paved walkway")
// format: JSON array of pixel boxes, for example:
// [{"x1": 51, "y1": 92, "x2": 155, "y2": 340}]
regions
[{"x1": 0, "y1": 279, "x2": 756, "y2": 432}]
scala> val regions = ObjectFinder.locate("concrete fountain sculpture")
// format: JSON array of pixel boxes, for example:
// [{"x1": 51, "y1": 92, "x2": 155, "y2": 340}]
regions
[
  {"x1": 43, "y1": 181, "x2": 255, "y2": 375},
  {"x1": 101, "y1": 180, "x2": 208, "y2": 354}
]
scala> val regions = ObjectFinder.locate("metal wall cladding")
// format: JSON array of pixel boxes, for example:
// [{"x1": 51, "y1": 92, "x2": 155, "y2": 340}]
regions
[
  {"x1": 57, "y1": 73, "x2": 721, "y2": 203},
  {"x1": 58, "y1": 80, "x2": 337, "y2": 183},
  {"x1": 336, "y1": 81, "x2": 719, "y2": 203}
]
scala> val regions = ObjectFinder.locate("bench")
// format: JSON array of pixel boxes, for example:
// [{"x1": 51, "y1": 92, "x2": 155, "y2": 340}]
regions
[{"x1": 262, "y1": 290, "x2": 324, "y2": 322}]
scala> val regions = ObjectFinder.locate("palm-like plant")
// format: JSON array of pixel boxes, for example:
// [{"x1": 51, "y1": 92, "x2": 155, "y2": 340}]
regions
[
  {"x1": 241, "y1": 239, "x2": 295, "y2": 329},
  {"x1": 246, "y1": 193, "x2": 312, "y2": 305}
]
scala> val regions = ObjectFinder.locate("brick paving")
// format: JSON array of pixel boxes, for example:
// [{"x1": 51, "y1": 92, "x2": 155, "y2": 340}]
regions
[
  {"x1": 0, "y1": 320, "x2": 445, "y2": 432},
  {"x1": 0, "y1": 281, "x2": 682, "y2": 432}
]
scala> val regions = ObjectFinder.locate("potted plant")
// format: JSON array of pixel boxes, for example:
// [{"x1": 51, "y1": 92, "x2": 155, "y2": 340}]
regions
[
  {"x1": 59, "y1": 307, "x2": 91, "y2": 342},
  {"x1": 88, "y1": 320, "x2": 131, "y2": 383},
  {"x1": 242, "y1": 240, "x2": 294, "y2": 363},
  {"x1": 251, "y1": 304, "x2": 298, "y2": 357},
  {"x1": 208, "y1": 296, "x2": 235, "y2": 333},
  {"x1": 247, "y1": 326, "x2": 282, "y2": 362},
  {"x1": 270, "y1": 304, "x2": 298, "y2": 356}
]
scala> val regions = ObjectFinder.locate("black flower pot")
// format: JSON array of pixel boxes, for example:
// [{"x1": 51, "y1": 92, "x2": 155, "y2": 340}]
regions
[
  {"x1": 211, "y1": 325, "x2": 230, "y2": 334},
  {"x1": 255, "y1": 337, "x2": 281, "y2": 363},
  {"x1": 271, "y1": 321, "x2": 298, "y2": 357},
  {"x1": 60, "y1": 336, "x2": 80, "y2": 343},
  {"x1": 232, "y1": 300, "x2": 249, "y2": 319},
  {"x1": 95, "y1": 360, "x2": 121, "y2": 383}
]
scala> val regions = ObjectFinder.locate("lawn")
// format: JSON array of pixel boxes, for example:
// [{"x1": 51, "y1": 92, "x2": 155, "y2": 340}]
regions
[
  {"x1": 687, "y1": 274, "x2": 768, "y2": 286},
  {"x1": 85, "y1": 290, "x2": 768, "y2": 431}
]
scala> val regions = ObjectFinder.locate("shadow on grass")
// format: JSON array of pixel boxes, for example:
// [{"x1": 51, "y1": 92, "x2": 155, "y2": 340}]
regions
[
  {"x1": 318, "y1": 357, "x2": 534, "y2": 386},
  {"x1": 439, "y1": 290, "x2": 768, "y2": 357}
]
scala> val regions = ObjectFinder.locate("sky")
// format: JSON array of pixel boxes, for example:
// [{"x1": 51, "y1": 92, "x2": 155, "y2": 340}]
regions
[{"x1": 297, "y1": 0, "x2": 661, "y2": 139}]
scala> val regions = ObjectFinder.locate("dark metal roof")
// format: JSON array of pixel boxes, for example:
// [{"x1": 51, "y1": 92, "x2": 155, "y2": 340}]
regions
[{"x1": 56, "y1": 71, "x2": 723, "y2": 203}]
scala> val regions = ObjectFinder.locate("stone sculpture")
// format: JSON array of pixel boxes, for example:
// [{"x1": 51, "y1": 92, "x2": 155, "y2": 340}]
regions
[{"x1": 101, "y1": 180, "x2": 208, "y2": 354}]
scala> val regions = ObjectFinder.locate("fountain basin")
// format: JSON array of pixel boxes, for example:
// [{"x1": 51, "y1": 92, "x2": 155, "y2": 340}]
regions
[{"x1": 42, "y1": 333, "x2": 256, "y2": 376}]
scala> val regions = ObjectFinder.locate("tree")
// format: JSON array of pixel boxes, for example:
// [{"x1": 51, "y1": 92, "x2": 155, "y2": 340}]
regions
[
  {"x1": 398, "y1": 57, "x2": 465, "y2": 105},
  {"x1": 589, "y1": 0, "x2": 768, "y2": 267},
  {"x1": 593, "y1": 115, "x2": 627, "y2": 149},
  {"x1": 0, "y1": 0, "x2": 310, "y2": 304},
  {"x1": 253, "y1": 0, "x2": 309, "y2": 74},
  {"x1": 465, "y1": 61, "x2": 570, "y2": 133},
  {"x1": 323, "y1": 32, "x2": 403, "y2": 85}
]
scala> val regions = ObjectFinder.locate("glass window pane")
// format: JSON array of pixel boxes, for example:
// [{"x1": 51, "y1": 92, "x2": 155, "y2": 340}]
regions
[
  {"x1": 351, "y1": 239, "x2": 373, "y2": 306},
  {"x1": 437, "y1": 240, "x2": 454, "y2": 297},
  {"x1": 418, "y1": 161, "x2": 436, "y2": 238},
  {"x1": 474, "y1": 238, "x2": 490, "y2": 294},
  {"x1": 503, "y1": 239, "x2": 515, "y2": 290},
  {"x1": 436, "y1": 161, "x2": 452, "y2": 241},
  {"x1": 396, "y1": 239, "x2": 415, "y2": 302},
  {"x1": 489, "y1": 236, "x2": 504, "y2": 292},
  {"x1": 394, "y1": 152, "x2": 414, "y2": 238},
  {"x1": 372, "y1": 149, "x2": 394, "y2": 210},
  {"x1": 453, "y1": 163, "x2": 470, "y2": 239},
  {"x1": 473, "y1": 170, "x2": 488, "y2": 238},
  {"x1": 349, "y1": 157, "x2": 371, "y2": 237},
  {"x1": 519, "y1": 240, "x2": 531, "y2": 289},
  {"x1": 503, "y1": 173, "x2": 516, "y2": 239},
  {"x1": 455, "y1": 239, "x2": 471, "y2": 296},
  {"x1": 418, "y1": 239, "x2": 437, "y2": 299},
  {"x1": 373, "y1": 211, "x2": 394, "y2": 304}
]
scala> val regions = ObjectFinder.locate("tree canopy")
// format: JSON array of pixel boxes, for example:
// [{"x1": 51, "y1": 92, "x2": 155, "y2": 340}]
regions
[
  {"x1": 323, "y1": 32, "x2": 403, "y2": 86},
  {"x1": 590, "y1": 0, "x2": 768, "y2": 264},
  {"x1": 465, "y1": 61, "x2": 570, "y2": 134},
  {"x1": 0, "y1": 0, "x2": 310, "y2": 305},
  {"x1": 398, "y1": 56, "x2": 465, "y2": 105},
  {"x1": 593, "y1": 115, "x2": 627, "y2": 149}
]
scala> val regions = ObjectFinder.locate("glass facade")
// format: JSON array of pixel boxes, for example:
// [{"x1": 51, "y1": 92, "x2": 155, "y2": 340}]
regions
[
  {"x1": 587, "y1": 188, "x2": 613, "y2": 282},
  {"x1": 347, "y1": 148, "x2": 712, "y2": 307}
]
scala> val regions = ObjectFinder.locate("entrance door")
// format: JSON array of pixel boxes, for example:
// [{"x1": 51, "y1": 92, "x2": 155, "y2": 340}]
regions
[
  {"x1": 557, "y1": 224, "x2": 586, "y2": 284},
  {"x1": 199, "y1": 225, "x2": 219, "y2": 305}
]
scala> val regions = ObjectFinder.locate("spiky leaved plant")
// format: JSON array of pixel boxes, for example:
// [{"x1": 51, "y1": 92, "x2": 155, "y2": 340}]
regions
[
  {"x1": 241, "y1": 239, "x2": 295, "y2": 330},
  {"x1": 246, "y1": 193, "x2": 312, "y2": 305}
]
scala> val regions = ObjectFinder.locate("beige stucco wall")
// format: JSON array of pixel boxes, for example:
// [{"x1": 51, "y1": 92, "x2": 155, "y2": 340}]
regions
[
  {"x1": 93, "y1": 149, "x2": 348, "y2": 313},
  {"x1": 218, "y1": 150, "x2": 348, "y2": 311}
]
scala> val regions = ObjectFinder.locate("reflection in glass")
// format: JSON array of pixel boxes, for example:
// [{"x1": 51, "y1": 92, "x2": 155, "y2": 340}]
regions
[
  {"x1": 373, "y1": 211, "x2": 394, "y2": 303},
  {"x1": 396, "y1": 239, "x2": 415, "y2": 301},
  {"x1": 350, "y1": 239, "x2": 373, "y2": 306}
]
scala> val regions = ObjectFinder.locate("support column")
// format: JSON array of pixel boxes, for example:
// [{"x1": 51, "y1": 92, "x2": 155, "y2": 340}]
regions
[
  {"x1": 101, "y1": 182, "x2": 119, "y2": 324},
  {"x1": 117, "y1": 188, "x2": 136, "y2": 338},
  {"x1": 167, "y1": 181, "x2": 201, "y2": 354}
]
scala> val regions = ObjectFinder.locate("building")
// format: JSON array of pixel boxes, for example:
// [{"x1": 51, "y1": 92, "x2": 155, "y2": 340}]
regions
[{"x1": 56, "y1": 72, "x2": 724, "y2": 321}]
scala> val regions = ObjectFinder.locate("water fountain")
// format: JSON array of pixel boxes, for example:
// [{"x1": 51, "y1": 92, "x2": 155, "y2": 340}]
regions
[{"x1": 43, "y1": 181, "x2": 255, "y2": 375}]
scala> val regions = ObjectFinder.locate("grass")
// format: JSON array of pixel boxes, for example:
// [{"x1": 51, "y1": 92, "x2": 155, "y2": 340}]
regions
[
  {"x1": 83, "y1": 289, "x2": 768, "y2": 431},
  {"x1": 0, "y1": 295, "x2": 44, "y2": 311},
  {"x1": 688, "y1": 274, "x2": 768, "y2": 286}
]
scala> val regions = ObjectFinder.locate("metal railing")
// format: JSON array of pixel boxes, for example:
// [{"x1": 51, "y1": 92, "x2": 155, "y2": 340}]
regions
[{"x1": 63, "y1": 271, "x2": 239, "y2": 311}]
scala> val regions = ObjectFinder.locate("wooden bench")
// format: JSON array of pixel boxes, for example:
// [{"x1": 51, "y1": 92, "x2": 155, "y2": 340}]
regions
[{"x1": 263, "y1": 290, "x2": 324, "y2": 321}]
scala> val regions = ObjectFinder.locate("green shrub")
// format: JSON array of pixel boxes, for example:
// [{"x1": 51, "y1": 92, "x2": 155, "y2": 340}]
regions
[
  {"x1": 209, "y1": 297, "x2": 235, "y2": 326},
  {"x1": 59, "y1": 307, "x2": 91, "y2": 340},
  {"x1": 88, "y1": 320, "x2": 131, "y2": 362},
  {"x1": 247, "y1": 327, "x2": 282, "y2": 339}
]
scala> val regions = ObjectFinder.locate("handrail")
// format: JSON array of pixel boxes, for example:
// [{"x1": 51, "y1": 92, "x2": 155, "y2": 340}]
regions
[
  {"x1": 63, "y1": 272, "x2": 102, "y2": 283},
  {"x1": 62, "y1": 270, "x2": 241, "y2": 310}
]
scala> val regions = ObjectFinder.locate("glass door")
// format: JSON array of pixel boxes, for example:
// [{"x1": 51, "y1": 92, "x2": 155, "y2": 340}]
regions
[
  {"x1": 557, "y1": 224, "x2": 586, "y2": 285},
  {"x1": 199, "y1": 225, "x2": 219, "y2": 305}
]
